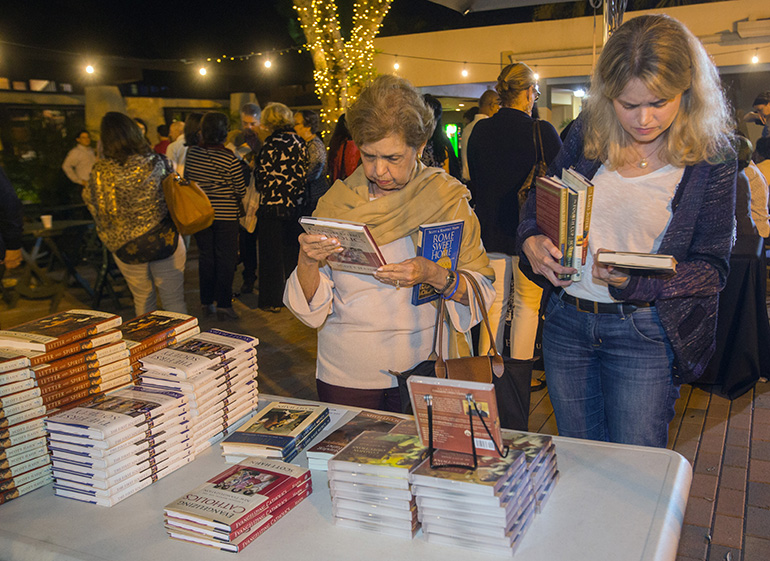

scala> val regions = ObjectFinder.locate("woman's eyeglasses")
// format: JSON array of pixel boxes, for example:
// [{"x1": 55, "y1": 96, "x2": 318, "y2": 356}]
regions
[{"x1": 533, "y1": 85, "x2": 541, "y2": 101}]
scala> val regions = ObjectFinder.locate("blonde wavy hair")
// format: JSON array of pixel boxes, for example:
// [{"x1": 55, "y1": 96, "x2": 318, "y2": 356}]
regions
[
  {"x1": 346, "y1": 74, "x2": 434, "y2": 150},
  {"x1": 582, "y1": 14, "x2": 734, "y2": 168},
  {"x1": 496, "y1": 62, "x2": 536, "y2": 107}
]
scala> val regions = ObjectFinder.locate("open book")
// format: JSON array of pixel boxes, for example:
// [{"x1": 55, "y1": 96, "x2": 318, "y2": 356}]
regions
[{"x1": 299, "y1": 216, "x2": 386, "y2": 275}]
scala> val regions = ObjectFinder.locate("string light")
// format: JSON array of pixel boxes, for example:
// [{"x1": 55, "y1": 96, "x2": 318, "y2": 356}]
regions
[
  {"x1": 393, "y1": 56, "x2": 399, "y2": 71},
  {"x1": 752, "y1": 49, "x2": 759, "y2": 64},
  {"x1": 199, "y1": 67, "x2": 207, "y2": 76},
  {"x1": 461, "y1": 63, "x2": 468, "y2": 77},
  {"x1": 264, "y1": 58, "x2": 272, "y2": 68},
  {"x1": 85, "y1": 65, "x2": 94, "y2": 74}
]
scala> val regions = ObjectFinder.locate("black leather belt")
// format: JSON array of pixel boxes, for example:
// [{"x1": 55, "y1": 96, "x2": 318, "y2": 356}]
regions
[{"x1": 555, "y1": 288, "x2": 653, "y2": 314}]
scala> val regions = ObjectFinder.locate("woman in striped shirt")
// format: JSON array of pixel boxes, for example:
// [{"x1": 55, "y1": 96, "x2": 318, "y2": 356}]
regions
[{"x1": 185, "y1": 112, "x2": 248, "y2": 320}]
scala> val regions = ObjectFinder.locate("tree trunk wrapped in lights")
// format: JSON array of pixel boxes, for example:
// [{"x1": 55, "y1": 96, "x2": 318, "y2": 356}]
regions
[{"x1": 293, "y1": 0, "x2": 392, "y2": 132}]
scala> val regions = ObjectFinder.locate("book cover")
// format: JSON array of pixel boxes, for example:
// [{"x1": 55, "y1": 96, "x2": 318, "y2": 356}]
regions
[
  {"x1": 411, "y1": 220, "x2": 464, "y2": 306},
  {"x1": 139, "y1": 330, "x2": 255, "y2": 378},
  {"x1": 0, "y1": 310, "x2": 122, "y2": 352},
  {"x1": 596, "y1": 251, "x2": 677, "y2": 272},
  {"x1": 307, "y1": 410, "x2": 403, "y2": 459},
  {"x1": 410, "y1": 446, "x2": 526, "y2": 496},
  {"x1": 407, "y1": 375, "x2": 504, "y2": 457},
  {"x1": 299, "y1": 216, "x2": 386, "y2": 275},
  {"x1": 119, "y1": 311, "x2": 198, "y2": 352},
  {"x1": 164, "y1": 457, "x2": 310, "y2": 532},
  {"x1": 561, "y1": 167, "x2": 595, "y2": 279},
  {"x1": 535, "y1": 176, "x2": 569, "y2": 262},
  {"x1": 327, "y1": 431, "x2": 427, "y2": 478},
  {"x1": 221, "y1": 401, "x2": 329, "y2": 455}
]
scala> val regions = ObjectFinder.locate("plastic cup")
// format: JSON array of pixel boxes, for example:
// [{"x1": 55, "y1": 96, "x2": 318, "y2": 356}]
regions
[{"x1": 40, "y1": 215, "x2": 53, "y2": 229}]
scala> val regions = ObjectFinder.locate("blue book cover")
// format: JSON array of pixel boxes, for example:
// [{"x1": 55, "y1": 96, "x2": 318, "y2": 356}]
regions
[{"x1": 411, "y1": 220, "x2": 464, "y2": 306}]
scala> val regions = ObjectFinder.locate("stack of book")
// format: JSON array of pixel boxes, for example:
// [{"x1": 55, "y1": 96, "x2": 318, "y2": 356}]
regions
[
  {"x1": 306, "y1": 410, "x2": 402, "y2": 471},
  {"x1": 503, "y1": 431, "x2": 559, "y2": 512},
  {"x1": 326, "y1": 431, "x2": 428, "y2": 539},
  {"x1": 536, "y1": 168, "x2": 594, "y2": 281},
  {"x1": 44, "y1": 385, "x2": 193, "y2": 506},
  {"x1": 410, "y1": 447, "x2": 536, "y2": 556},
  {"x1": 118, "y1": 311, "x2": 199, "y2": 379},
  {"x1": 137, "y1": 329, "x2": 259, "y2": 456},
  {"x1": 221, "y1": 401, "x2": 330, "y2": 464},
  {"x1": 0, "y1": 310, "x2": 127, "y2": 504},
  {"x1": 1, "y1": 355, "x2": 51, "y2": 505},
  {"x1": 164, "y1": 457, "x2": 311, "y2": 552}
]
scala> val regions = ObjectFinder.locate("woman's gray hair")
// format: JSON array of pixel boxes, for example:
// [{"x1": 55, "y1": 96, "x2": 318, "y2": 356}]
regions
[
  {"x1": 346, "y1": 74, "x2": 434, "y2": 149},
  {"x1": 261, "y1": 102, "x2": 294, "y2": 133}
]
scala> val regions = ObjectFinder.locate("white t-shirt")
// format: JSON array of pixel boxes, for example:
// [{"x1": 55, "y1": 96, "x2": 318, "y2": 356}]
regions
[{"x1": 566, "y1": 164, "x2": 684, "y2": 303}]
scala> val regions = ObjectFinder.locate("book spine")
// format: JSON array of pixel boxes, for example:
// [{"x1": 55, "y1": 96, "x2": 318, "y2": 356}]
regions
[
  {"x1": 0, "y1": 387, "x2": 42, "y2": 408},
  {"x1": 0, "y1": 357, "x2": 30, "y2": 373},
  {"x1": 230, "y1": 471, "x2": 312, "y2": 532},
  {"x1": 31, "y1": 331, "x2": 123, "y2": 365},
  {"x1": 570, "y1": 188, "x2": 584, "y2": 281},
  {"x1": 235, "y1": 490, "x2": 311, "y2": 551},
  {"x1": 0, "y1": 368, "x2": 35, "y2": 385},
  {"x1": 582, "y1": 183, "x2": 594, "y2": 266}
]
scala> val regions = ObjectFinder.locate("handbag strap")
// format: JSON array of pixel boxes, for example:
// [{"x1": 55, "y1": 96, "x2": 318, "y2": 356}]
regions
[
  {"x1": 434, "y1": 270, "x2": 505, "y2": 379},
  {"x1": 532, "y1": 119, "x2": 545, "y2": 167}
]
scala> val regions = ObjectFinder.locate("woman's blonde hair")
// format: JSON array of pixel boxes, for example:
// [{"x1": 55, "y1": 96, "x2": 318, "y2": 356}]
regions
[
  {"x1": 496, "y1": 63, "x2": 536, "y2": 107},
  {"x1": 582, "y1": 14, "x2": 734, "y2": 168},
  {"x1": 346, "y1": 74, "x2": 434, "y2": 149},
  {"x1": 261, "y1": 102, "x2": 294, "y2": 133}
]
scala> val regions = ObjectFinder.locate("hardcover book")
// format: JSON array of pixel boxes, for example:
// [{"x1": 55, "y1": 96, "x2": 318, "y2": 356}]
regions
[
  {"x1": 0, "y1": 310, "x2": 122, "y2": 352},
  {"x1": 561, "y1": 167, "x2": 595, "y2": 280},
  {"x1": 163, "y1": 457, "x2": 310, "y2": 532},
  {"x1": 595, "y1": 251, "x2": 677, "y2": 272},
  {"x1": 299, "y1": 216, "x2": 386, "y2": 274},
  {"x1": 412, "y1": 220, "x2": 464, "y2": 305},
  {"x1": 221, "y1": 401, "x2": 329, "y2": 457},
  {"x1": 119, "y1": 311, "x2": 198, "y2": 353},
  {"x1": 327, "y1": 431, "x2": 427, "y2": 478},
  {"x1": 407, "y1": 375, "x2": 504, "y2": 457}
]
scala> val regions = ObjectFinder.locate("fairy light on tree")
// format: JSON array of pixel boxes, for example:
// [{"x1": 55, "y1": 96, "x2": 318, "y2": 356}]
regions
[{"x1": 293, "y1": 0, "x2": 393, "y2": 131}]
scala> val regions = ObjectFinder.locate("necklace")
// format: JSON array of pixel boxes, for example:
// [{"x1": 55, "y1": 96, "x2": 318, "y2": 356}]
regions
[{"x1": 639, "y1": 157, "x2": 649, "y2": 169}]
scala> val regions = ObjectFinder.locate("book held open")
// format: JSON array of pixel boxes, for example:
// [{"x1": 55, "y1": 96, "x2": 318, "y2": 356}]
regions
[{"x1": 299, "y1": 216, "x2": 386, "y2": 274}]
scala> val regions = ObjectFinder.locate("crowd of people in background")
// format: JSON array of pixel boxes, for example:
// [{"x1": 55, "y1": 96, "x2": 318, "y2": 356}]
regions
[{"x1": 4, "y1": 13, "x2": 770, "y2": 451}]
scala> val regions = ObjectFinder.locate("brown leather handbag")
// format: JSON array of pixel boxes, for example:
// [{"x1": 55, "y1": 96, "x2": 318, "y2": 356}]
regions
[{"x1": 396, "y1": 270, "x2": 532, "y2": 430}]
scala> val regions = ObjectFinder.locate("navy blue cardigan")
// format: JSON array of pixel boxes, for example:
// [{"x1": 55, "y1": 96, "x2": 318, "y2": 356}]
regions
[{"x1": 518, "y1": 118, "x2": 737, "y2": 384}]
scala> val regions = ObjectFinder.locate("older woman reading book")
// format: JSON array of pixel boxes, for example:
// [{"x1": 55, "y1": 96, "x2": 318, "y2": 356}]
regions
[{"x1": 284, "y1": 75, "x2": 494, "y2": 412}]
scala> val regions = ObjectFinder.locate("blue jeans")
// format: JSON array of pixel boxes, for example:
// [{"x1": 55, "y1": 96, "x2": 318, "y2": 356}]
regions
[{"x1": 542, "y1": 292, "x2": 679, "y2": 447}]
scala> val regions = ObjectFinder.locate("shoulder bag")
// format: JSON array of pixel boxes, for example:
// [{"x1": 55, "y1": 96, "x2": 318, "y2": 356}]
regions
[
  {"x1": 162, "y1": 173, "x2": 215, "y2": 235},
  {"x1": 517, "y1": 119, "x2": 547, "y2": 217},
  {"x1": 395, "y1": 270, "x2": 532, "y2": 430},
  {"x1": 114, "y1": 214, "x2": 179, "y2": 264}
]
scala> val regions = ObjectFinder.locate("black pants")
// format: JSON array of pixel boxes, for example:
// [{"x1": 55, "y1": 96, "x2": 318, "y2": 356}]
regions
[
  {"x1": 239, "y1": 225, "x2": 258, "y2": 286},
  {"x1": 195, "y1": 220, "x2": 239, "y2": 309},
  {"x1": 257, "y1": 212, "x2": 300, "y2": 308}
]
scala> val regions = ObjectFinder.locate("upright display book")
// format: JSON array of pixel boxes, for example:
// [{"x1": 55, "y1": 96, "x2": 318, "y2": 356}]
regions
[
  {"x1": 0, "y1": 310, "x2": 122, "y2": 352},
  {"x1": 299, "y1": 216, "x2": 386, "y2": 274},
  {"x1": 407, "y1": 375, "x2": 504, "y2": 457},
  {"x1": 596, "y1": 251, "x2": 677, "y2": 272},
  {"x1": 164, "y1": 457, "x2": 310, "y2": 532},
  {"x1": 221, "y1": 401, "x2": 329, "y2": 456},
  {"x1": 412, "y1": 220, "x2": 464, "y2": 305}
]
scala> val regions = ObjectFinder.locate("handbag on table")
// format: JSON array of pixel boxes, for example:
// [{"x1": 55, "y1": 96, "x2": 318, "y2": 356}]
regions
[
  {"x1": 395, "y1": 270, "x2": 532, "y2": 431},
  {"x1": 162, "y1": 173, "x2": 215, "y2": 235}
]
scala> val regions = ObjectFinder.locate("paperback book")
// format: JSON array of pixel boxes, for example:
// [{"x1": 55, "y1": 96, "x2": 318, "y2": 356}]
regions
[
  {"x1": 595, "y1": 251, "x2": 677, "y2": 272},
  {"x1": 0, "y1": 310, "x2": 122, "y2": 352},
  {"x1": 411, "y1": 220, "x2": 464, "y2": 305},
  {"x1": 299, "y1": 216, "x2": 386, "y2": 274}
]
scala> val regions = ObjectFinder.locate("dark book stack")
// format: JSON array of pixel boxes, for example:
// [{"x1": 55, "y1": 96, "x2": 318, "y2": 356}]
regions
[
  {"x1": 44, "y1": 385, "x2": 193, "y2": 506},
  {"x1": 221, "y1": 401, "x2": 330, "y2": 464},
  {"x1": 326, "y1": 431, "x2": 428, "y2": 539},
  {"x1": 410, "y1": 446, "x2": 536, "y2": 556},
  {"x1": 306, "y1": 410, "x2": 403, "y2": 471},
  {"x1": 117, "y1": 311, "x2": 199, "y2": 380},
  {"x1": 503, "y1": 432, "x2": 559, "y2": 512},
  {"x1": 0, "y1": 310, "x2": 126, "y2": 504},
  {"x1": 137, "y1": 329, "x2": 259, "y2": 457},
  {"x1": 164, "y1": 458, "x2": 312, "y2": 553}
]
